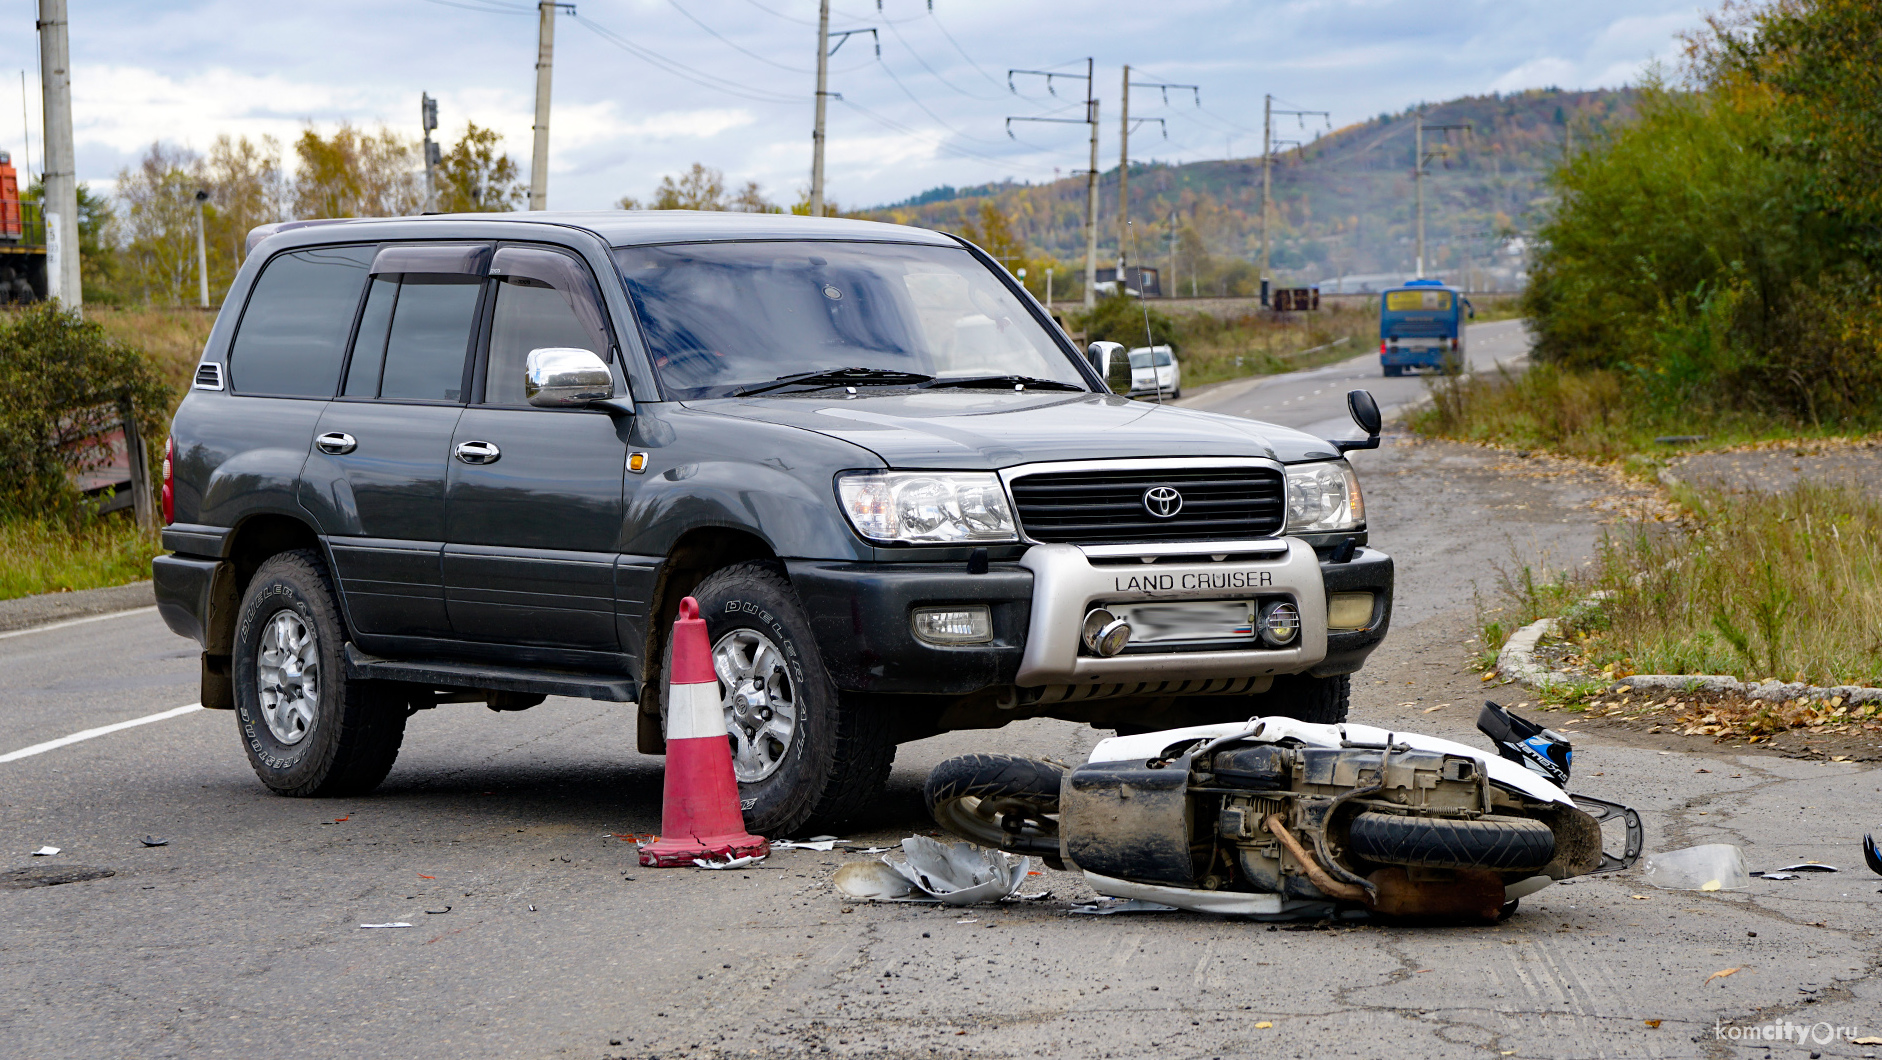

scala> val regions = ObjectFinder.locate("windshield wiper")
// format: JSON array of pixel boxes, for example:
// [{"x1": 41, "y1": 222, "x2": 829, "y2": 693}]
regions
[
  {"x1": 733, "y1": 367, "x2": 933, "y2": 397},
  {"x1": 920, "y1": 375, "x2": 1086, "y2": 392}
]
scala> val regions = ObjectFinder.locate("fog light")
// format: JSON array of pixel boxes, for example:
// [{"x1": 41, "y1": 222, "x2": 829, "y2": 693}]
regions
[
  {"x1": 1081, "y1": 608, "x2": 1132, "y2": 657},
  {"x1": 911, "y1": 606, "x2": 992, "y2": 645},
  {"x1": 1327, "y1": 592, "x2": 1374, "y2": 630},
  {"x1": 1259, "y1": 601, "x2": 1300, "y2": 646}
]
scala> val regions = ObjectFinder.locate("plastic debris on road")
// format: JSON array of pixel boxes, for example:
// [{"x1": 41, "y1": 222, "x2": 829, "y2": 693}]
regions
[
  {"x1": 1069, "y1": 898, "x2": 1181, "y2": 915},
  {"x1": 359, "y1": 922, "x2": 413, "y2": 929},
  {"x1": 1644, "y1": 844, "x2": 1750, "y2": 891},
  {"x1": 1864, "y1": 834, "x2": 1882, "y2": 877},
  {"x1": 31, "y1": 846, "x2": 58, "y2": 856},
  {"x1": 1775, "y1": 862, "x2": 1839, "y2": 873},
  {"x1": 139, "y1": 837, "x2": 167, "y2": 847},
  {"x1": 771, "y1": 836, "x2": 842, "y2": 851},
  {"x1": 833, "y1": 837, "x2": 1030, "y2": 906},
  {"x1": 692, "y1": 854, "x2": 765, "y2": 870},
  {"x1": 884, "y1": 837, "x2": 1030, "y2": 906}
]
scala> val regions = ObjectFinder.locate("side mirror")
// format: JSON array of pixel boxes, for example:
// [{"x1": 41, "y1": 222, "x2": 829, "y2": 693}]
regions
[
  {"x1": 525, "y1": 347, "x2": 615, "y2": 407},
  {"x1": 1087, "y1": 340, "x2": 1130, "y2": 395},
  {"x1": 1334, "y1": 389, "x2": 1382, "y2": 453}
]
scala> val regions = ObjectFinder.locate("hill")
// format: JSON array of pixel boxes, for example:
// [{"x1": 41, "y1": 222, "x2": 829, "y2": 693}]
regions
[{"x1": 865, "y1": 88, "x2": 1637, "y2": 294}]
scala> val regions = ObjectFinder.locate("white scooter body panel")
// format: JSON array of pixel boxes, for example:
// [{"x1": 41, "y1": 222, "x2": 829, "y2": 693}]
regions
[{"x1": 1085, "y1": 716, "x2": 1576, "y2": 809}]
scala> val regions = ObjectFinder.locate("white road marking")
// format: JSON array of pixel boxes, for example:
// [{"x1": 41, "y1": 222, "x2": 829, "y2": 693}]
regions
[
  {"x1": 1, "y1": 703, "x2": 205, "y2": 763},
  {"x1": 0, "y1": 605, "x2": 160, "y2": 642}
]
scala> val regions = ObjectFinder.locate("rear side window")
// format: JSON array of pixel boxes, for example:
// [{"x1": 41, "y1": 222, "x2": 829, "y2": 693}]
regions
[
  {"x1": 342, "y1": 274, "x2": 480, "y2": 402},
  {"x1": 228, "y1": 245, "x2": 375, "y2": 396}
]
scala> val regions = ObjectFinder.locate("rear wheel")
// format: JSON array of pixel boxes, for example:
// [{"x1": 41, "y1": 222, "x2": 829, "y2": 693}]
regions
[
  {"x1": 232, "y1": 550, "x2": 406, "y2": 797},
  {"x1": 687, "y1": 561, "x2": 895, "y2": 835},
  {"x1": 1383, "y1": 364, "x2": 1404, "y2": 378},
  {"x1": 924, "y1": 753, "x2": 1064, "y2": 866}
]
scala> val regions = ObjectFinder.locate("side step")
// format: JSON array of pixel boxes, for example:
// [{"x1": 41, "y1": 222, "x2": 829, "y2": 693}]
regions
[{"x1": 343, "y1": 644, "x2": 638, "y2": 703}]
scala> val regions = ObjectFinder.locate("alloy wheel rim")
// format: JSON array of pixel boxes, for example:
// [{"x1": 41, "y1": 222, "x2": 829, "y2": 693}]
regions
[
  {"x1": 712, "y1": 628, "x2": 798, "y2": 783},
  {"x1": 256, "y1": 609, "x2": 319, "y2": 746}
]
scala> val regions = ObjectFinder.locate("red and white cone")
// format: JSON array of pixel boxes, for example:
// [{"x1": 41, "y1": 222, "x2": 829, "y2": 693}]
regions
[{"x1": 639, "y1": 597, "x2": 769, "y2": 868}]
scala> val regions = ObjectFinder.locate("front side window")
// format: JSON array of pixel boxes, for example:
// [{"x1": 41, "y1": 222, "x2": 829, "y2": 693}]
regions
[
  {"x1": 228, "y1": 245, "x2": 374, "y2": 396},
  {"x1": 342, "y1": 274, "x2": 480, "y2": 402},
  {"x1": 485, "y1": 247, "x2": 611, "y2": 406},
  {"x1": 612, "y1": 241, "x2": 1083, "y2": 399}
]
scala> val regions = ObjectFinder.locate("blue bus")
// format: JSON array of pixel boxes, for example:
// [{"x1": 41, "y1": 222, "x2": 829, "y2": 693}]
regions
[{"x1": 1379, "y1": 278, "x2": 1473, "y2": 377}]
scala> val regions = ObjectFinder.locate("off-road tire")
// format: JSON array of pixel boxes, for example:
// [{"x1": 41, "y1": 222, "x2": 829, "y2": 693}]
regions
[
  {"x1": 924, "y1": 754, "x2": 1064, "y2": 866},
  {"x1": 1348, "y1": 811, "x2": 1556, "y2": 872},
  {"x1": 232, "y1": 549, "x2": 406, "y2": 797},
  {"x1": 687, "y1": 560, "x2": 894, "y2": 835}
]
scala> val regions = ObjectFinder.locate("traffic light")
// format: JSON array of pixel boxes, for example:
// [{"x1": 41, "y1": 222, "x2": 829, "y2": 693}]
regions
[{"x1": 421, "y1": 93, "x2": 439, "y2": 134}]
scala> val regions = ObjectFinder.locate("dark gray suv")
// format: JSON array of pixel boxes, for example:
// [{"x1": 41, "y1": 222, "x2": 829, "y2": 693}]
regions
[{"x1": 153, "y1": 211, "x2": 1393, "y2": 834}]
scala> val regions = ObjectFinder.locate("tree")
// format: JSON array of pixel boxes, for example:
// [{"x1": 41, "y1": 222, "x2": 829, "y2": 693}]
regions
[
  {"x1": 958, "y1": 201, "x2": 1051, "y2": 299},
  {"x1": 621, "y1": 163, "x2": 779, "y2": 212},
  {"x1": 201, "y1": 134, "x2": 288, "y2": 294},
  {"x1": 292, "y1": 124, "x2": 422, "y2": 219},
  {"x1": 24, "y1": 178, "x2": 120, "y2": 304},
  {"x1": 435, "y1": 122, "x2": 524, "y2": 213},
  {"x1": 115, "y1": 143, "x2": 203, "y2": 306}
]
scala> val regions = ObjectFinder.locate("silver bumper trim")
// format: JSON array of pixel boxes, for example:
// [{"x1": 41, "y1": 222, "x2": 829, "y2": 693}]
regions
[{"x1": 1015, "y1": 539, "x2": 1328, "y2": 687}]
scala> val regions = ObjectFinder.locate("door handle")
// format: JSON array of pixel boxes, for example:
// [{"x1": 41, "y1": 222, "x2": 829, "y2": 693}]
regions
[
  {"x1": 315, "y1": 432, "x2": 357, "y2": 455},
  {"x1": 454, "y1": 440, "x2": 501, "y2": 465}
]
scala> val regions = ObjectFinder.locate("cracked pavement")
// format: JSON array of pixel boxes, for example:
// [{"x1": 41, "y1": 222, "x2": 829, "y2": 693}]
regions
[{"x1": 3, "y1": 323, "x2": 1878, "y2": 1058}]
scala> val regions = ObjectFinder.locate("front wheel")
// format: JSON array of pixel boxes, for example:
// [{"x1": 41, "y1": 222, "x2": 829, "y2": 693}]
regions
[
  {"x1": 924, "y1": 753, "x2": 1064, "y2": 867},
  {"x1": 232, "y1": 550, "x2": 406, "y2": 797},
  {"x1": 687, "y1": 561, "x2": 895, "y2": 835}
]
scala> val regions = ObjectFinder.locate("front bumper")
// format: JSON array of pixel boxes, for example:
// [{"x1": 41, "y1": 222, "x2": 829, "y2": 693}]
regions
[{"x1": 788, "y1": 539, "x2": 1392, "y2": 697}]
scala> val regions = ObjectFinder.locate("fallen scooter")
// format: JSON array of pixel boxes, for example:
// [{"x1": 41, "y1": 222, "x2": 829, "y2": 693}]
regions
[{"x1": 924, "y1": 702, "x2": 1642, "y2": 922}]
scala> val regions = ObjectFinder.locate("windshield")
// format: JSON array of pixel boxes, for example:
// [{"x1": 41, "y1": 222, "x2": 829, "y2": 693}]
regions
[
  {"x1": 1129, "y1": 348, "x2": 1173, "y2": 368},
  {"x1": 612, "y1": 241, "x2": 1086, "y2": 399}
]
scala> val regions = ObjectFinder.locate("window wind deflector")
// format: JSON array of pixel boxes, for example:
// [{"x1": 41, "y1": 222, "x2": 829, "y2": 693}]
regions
[
  {"x1": 920, "y1": 375, "x2": 1085, "y2": 392},
  {"x1": 370, "y1": 243, "x2": 492, "y2": 277},
  {"x1": 732, "y1": 367, "x2": 933, "y2": 397}
]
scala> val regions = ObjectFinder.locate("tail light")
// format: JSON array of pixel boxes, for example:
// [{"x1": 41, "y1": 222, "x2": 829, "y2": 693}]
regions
[
  {"x1": 161, "y1": 436, "x2": 175, "y2": 525},
  {"x1": 1379, "y1": 340, "x2": 1387, "y2": 356},
  {"x1": 1451, "y1": 337, "x2": 1460, "y2": 351}
]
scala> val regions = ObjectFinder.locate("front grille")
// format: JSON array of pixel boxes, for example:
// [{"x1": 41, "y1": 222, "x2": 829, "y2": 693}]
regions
[{"x1": 1009, "y1": 465, "x2": 1285, "y2": 544}]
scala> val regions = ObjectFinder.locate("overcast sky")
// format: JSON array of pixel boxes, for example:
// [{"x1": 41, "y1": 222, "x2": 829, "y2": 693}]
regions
[{"x1": 2, "y1": 0, "x2": 1701, "y2": 211}]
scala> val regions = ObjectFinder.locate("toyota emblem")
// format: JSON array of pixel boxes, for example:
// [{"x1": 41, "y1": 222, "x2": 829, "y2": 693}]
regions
[{"x1": 1143, "y1": 485, "x2": 1183, "y2": 518}]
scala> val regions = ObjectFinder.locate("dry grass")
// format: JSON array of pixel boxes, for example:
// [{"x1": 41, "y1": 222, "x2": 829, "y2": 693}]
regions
[
  {"x1": 1482, "y1": 481, "x2": 1882, "y2": 689},
  {"x1": 89, "y1": 306, "x2": 216, "y2": 396},
  {"x1": 0, "y1": 514, "x2": 160, "y2": 601},
  {"x1": 1176, "y1": 304, "x2": 1379, "y2": 389}
]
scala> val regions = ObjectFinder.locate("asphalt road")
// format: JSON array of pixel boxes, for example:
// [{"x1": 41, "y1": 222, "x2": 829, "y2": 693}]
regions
[{"x1": 4, "y1": 320, "x2": 1879, "y2": 1059}]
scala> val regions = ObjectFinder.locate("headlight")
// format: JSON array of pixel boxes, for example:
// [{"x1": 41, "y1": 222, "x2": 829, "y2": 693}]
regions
[
  {"x1": 836, "y1": 471, "x2": 1018, "y2": 544},
  {"x1": 1285, "y1": 461, "x2": 1364, "y2": 533}
]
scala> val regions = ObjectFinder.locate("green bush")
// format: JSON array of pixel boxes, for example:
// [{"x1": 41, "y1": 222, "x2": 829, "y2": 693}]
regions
[
  {"x1": 0, "y1": 303, "x2": 172, "y2": 521},
  {"x1": 1068, "y1": 292, "x2": 1180, "y2": 350}
]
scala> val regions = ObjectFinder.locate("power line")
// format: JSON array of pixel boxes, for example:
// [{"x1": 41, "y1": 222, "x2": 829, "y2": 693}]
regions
[
  {"x1": 572, "y1": 13, "x2": 803, "y2": 105},
  {"x1": 928, "y1": 8, "x2": 1010, "y2": 95},
  {"x1": 882, "y1": 17, "x2": 1001, "y2": 101}
]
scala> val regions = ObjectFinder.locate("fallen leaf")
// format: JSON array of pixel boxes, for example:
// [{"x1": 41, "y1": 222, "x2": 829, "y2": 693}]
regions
[
  {"x1": 1480, "y1": 672, "x2": 1496, "y2": 682},
  {"x1": 417, "y1": 874, "x2": 436, "y2": 880},
  {"x1": 1850, "y1": 1036, "x2": 1882, "y2": 1045},
  {"x1": 1629, "y1": 895, "x2": 1651, "y2": 900},
  {"x1": 1422, "y1": 705, "x2": 1443, "y2": 713},
  {"x1": 1644, "y1": 1019, "x2": 1662, "y2": 1028},
  {"x1": 333, "y1": 816, "x2": 350, "y2": 824},
  {"x1": 1255, "y1": 1021, "x2": 1273, "y2": 1029},
  {"x1": 1703, "y1": 967, "x2": 1740, "y2": 985},
  {"x1": 1700, "y1": 880, "x2": 1722, "y2": 891}
]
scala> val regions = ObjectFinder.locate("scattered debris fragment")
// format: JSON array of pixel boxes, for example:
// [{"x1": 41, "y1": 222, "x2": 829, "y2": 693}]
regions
[
  {"x1": 139, "y1": 837, "x2": 167, "y2": 847},
  {"x1": 425, "y1": 906, "x2": 451, "y2": 914},
  {"x1": 1069, "y1": 898, "x2": 1180, "y2": 916},
  {"x1": 770, "y1": 836, "x2": 843, "y2": 851},
  {"x1": 31, "y1": 846, "x2": 59, "y2": 856},
  {"x1": 1777, "y1": 862, "x2": 1839, "y2": 873},
  {"x1": 1644, "y1": 844, "x2": 1749, "y2": 892},
  {"x1": 1703, "y1": 967, "x2": 1741, "y2": 985},
  {"x1": 693, "y1": 854, "x2": 765, "y2": 870},
  {"x1": 1756, "y1": 872, "x2": 1802, "y2": 881},
  {"x1": 883, "y1": 837, "x2": 1030, "y2": 906},
  {"x1": 359, "y1": 922, "x2": 413, "y2": 929},
  {"x1": 833, "y1": 862, "x2": 925, "y2": 902},
  {"x1": 1866, "y1": 835, "x2": 1882, "y2": 877}
]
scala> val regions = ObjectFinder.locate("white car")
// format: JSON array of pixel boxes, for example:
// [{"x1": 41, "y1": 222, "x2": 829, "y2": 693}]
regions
[{"x1": 1128, "y1": 345, "x2": 1181, "y2": 399}]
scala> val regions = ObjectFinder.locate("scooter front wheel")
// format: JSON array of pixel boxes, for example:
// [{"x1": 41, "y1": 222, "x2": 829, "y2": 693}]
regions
[{"x1": 924, "y1": 753, "x2": 1065, "y2": 868}]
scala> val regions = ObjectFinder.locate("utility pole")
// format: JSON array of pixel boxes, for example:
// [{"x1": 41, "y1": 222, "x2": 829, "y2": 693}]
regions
[
  {"x1": 37, "y1": 0, "x2": 79, "y2": 309},
  {"x1": 1413, "y1": 110, "x2": 1470, "y2": 278},
  {"x1": 528, "y1": 3, "x2": 574, "y2": 211},
  {"x1": 808, "y1": 10, "x2": 876, "y2": 217},
  {"x1": 1168, "y1": 209, "x2": 1176, "y2": 301},
  {"x1": 1116, "y1": 71, "x2": 1187, "y2": 285},
  {"x1": 1259, "y1": 93, "x2": 1329, "y2": 297},
  {"x1": 421, "y1": 93, "x2": 440, "y2": 213},
  {"x1": 193, "y1": 190, "x2": 209, "y2": 308},
  {"x1": 1007, "y1": 60, "x2": 1100, "y2": 306},
  {"x1": 810, "y1": 0, "x2": 829, "y2": 216}
]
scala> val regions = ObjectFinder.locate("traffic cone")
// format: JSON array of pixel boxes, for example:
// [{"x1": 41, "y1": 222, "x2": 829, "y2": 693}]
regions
[{"x1": 639, "y1": 597, "x2": 770, "y2": 867}]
